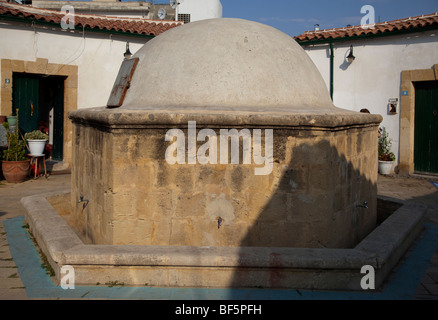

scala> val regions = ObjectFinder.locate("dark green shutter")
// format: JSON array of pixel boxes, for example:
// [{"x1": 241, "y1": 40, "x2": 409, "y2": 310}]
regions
[
  {"x1": 12, "y1": 74, "x2": 39, "y2": 134},
  {"x1": 12, "y1": 74, "x2": 64, "y2": 161},
  {"x1": 414, "y1": 81, "x2": 438, "y2": 174},
  {"x1": 52, "y1": 79, "x2": 64, "y2": 161}
]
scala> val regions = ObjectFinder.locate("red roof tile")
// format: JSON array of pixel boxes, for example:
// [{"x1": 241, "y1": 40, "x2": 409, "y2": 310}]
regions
[
  {"x1": 0, "y1": 2, "x2": 183, "y2": 36},
  {"x1": 294, "y1": 12, "x2": 438, "y2": 43}
]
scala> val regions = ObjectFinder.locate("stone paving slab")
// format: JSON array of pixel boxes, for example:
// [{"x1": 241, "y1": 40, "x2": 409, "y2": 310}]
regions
[
  {"x1": 416, "y1": 284, "x2": 430, "y2": 295},
  {"x1": 0, "y1": 288, "x2": 28, "y2": 300},
  {"x1": 422, "y1": 283, "x2": 438, "y2": 295},
  {"x1": 0, "y1": 277, "x2": 25, "y2": 289},
  {"x1": 0, "y1": 251, "x2": 12, "y2": 260},
  {"x1": 0, "y1": 259, "x2": 16, "y2": 268},
  {"x1": 0, "y1": 249, "x2": 12, "y2": 260},
  {"x1": 0, "y1": 267, "x2": 19, "y2": 278},
  {"x1": 378, "y1": 175, "x2": 438, "y2": 300}
]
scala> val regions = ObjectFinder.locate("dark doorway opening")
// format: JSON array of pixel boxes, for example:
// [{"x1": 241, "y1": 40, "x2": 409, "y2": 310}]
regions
[
  {"x1": 12, "y1": 73, "x2": 65, "y2": 161},
  {"x1": 414, "y1": 80, "x2": 438, "y2": 174}
]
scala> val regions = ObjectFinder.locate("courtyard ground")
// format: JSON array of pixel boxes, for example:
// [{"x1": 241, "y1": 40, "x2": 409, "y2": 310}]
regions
[{"x1": 0, "y1": 173, "x2": 437, "y2": 300}]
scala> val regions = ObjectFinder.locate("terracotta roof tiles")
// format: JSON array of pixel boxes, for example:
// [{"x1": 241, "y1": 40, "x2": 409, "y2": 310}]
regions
[
  {"x1": 0, "y1": 2, "x2": 183, "y2": 36},
  {"x1": 294, "y1": 12, "x2": 438, "y2": 43}
]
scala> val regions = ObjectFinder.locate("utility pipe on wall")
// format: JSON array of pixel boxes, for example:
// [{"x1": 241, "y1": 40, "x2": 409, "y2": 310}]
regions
[{"x1": 330, "y1": 42, "x2": 334, "y2": 101}]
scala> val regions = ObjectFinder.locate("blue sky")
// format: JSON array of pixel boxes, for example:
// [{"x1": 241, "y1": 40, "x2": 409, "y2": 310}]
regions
[{"x1": 220, "y1": 0, "x2": 438, "y2": 36}]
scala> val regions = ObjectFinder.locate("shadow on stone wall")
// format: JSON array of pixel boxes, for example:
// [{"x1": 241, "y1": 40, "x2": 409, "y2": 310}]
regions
[{"x1": 228, "y1": 136, "x2": 379, "y2": 290}]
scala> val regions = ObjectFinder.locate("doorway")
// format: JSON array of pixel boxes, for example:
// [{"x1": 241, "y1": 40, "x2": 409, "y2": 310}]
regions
[
  {"x1": 414, "y1": 80, "x2": 438, "y2": 174},
  {"x1": 12, "y1": 73, "x2": 65, "y2": 161}
]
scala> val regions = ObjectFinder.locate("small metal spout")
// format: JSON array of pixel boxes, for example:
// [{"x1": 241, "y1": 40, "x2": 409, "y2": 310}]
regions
[
  {"x1": 217, "y1": 217, "x2": 223, "y2": 229},
  {"x1": 356, "y1": 201, "x2": 368, "y2": 209},
  {"x1": 78, "y1": 196, "x2": 89, "y2": 204}
]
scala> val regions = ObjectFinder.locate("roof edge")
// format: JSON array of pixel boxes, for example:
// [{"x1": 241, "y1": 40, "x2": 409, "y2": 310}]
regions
[
  {"x1": 295, "y1": 12, "x2": 438, "y2": 44},
  {"x1": 0, "y1": 2, "x2": 182, "y2": 37},
  {"x1": 0, "y1": 13, "x2": 156, "y2": 38}
]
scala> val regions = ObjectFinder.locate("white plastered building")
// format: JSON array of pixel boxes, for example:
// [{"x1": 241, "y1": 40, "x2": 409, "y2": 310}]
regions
[{"x1": 295, "y1": 13, "x2": 438, "y2": 175}]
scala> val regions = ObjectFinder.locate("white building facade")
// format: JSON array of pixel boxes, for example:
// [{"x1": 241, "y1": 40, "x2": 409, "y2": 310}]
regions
[
  {"x1": 0, "y1": 2, "x2": 182, "y2": 166},
  {"x1": 31, "y1": 0, "x2": 223, "y2": 22},
  {"x1": 177, "y1": 0, "x2": 222, "y2": 23},
  {"x1": 295, "y1": 13, "x2": 438, "y2": 175},
  {"x1": 0, "y1": 0, "x2": 221, "y2": 169}
]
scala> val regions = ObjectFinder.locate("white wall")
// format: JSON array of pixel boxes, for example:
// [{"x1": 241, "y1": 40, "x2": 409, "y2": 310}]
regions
[
  {"x1": 178, "y1": 0, "x2": 222, "y2": 22},
  {"x1": 0, "y1": 20, "x2": 148, "y2": 109},
  {"x1": 302, "y1": 30, "x2": 438, "y2": 163}
]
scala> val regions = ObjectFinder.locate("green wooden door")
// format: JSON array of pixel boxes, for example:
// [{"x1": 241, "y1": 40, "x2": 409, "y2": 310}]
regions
[
  {"x1": 52, "y1": 79, "x2": 64, "y2": 161},
  {"x1": 414, "y1": 81, "x2": 438, "y2": 174},
  {"x1": 12, "y1": 74, "x2": 39, "y2": 134},
  {"x1": 13, "y1": 73, "x2": 65, "y2": 161}
]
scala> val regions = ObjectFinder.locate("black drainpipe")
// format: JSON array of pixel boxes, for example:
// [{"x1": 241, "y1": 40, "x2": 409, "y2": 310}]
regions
[{"x1": 329, "y1": 42, "x2": 334, "y2": 101}]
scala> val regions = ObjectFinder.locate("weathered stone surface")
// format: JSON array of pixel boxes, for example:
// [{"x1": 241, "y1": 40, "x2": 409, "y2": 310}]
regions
[
  {"x1": 68, "y1": 119, "x2": 380, "y2": 248},
  {"x1": 19, "y1": 188, "x2": 426, "y2": 290}
]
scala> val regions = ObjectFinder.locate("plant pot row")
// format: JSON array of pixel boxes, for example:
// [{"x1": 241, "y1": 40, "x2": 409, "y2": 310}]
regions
[{"x1": 2, "y1": 113, "x2": 49, "y2": 183}]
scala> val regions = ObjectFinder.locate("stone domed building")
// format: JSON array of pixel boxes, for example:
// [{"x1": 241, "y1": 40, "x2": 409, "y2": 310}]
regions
[{"x1": 69, "y1": 18, "x2": 382, "y2": 249}]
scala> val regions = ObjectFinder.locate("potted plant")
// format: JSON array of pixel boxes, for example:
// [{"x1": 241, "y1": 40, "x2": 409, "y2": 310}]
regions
[
  {"x1": 6, "y1": 114, "x2": 17, "y2": 127},
  {"x1": 378, "y1": 126, "x2": 395, "y2": 175},
  {"x1": 25, "y1": 130, "x2": 49, "y2": 156},
  {"x1": 1, "y1": 109, "x2": 30, "y2": 183}
]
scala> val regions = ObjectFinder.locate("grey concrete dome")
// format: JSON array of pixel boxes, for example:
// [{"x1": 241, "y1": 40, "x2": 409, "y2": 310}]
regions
[{"x1": 121, "y1": 18, "x2": 335, "y2": 112}]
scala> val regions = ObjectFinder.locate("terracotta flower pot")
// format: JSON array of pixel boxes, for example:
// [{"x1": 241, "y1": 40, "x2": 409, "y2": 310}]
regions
[{"x1": 1, "y1": 160, "x2": 30, "y2": 183}]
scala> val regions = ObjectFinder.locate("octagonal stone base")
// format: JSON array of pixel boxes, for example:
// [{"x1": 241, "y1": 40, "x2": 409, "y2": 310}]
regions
[{"x1": 69, "y1": 108, "x2": 381, "y2": 249}]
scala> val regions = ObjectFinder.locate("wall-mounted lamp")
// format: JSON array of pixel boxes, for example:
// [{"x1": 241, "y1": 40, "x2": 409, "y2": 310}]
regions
[
  {"x1": 346, "y1": 45, "x2": 356, "y2": 63},
  {"x1": 124, "y1": 42, "x2": 132, "y2": 60}
]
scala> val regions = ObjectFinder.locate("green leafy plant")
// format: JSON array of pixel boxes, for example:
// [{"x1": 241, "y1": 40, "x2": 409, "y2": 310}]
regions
[
  {"x1": 24, "y1": 130, "x2": 49, "y2": 140},
  {"x1": 2, "y1": 110, "x2": 27, "y2": 162},
  {"x1": 378, "y1": 126, "x2": 395, "y2": 162},
  {"x1": 105, "y1": 280, "x2": 125, "y2": 287}
]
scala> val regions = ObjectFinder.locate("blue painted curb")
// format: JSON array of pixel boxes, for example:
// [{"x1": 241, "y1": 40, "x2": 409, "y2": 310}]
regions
[{"x1": 3, "y1": 216, "x2": 438, "y2": 300}]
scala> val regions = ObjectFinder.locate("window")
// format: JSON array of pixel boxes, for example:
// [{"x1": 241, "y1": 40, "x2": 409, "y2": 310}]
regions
[{"x1": 178, "y1": 14, "x2": 191, "y2": 24}]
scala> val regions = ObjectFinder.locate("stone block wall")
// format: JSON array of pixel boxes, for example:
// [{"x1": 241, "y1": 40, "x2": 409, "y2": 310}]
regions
[{"x1": 71, "y1": 116, "x2": 379, "y2": 249}]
